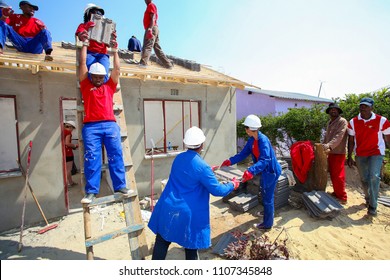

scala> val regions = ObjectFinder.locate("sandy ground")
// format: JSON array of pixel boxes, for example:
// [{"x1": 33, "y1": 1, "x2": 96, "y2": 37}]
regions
[{"x1": 1, "y1": 165, "x2": 390, "y2": 260}]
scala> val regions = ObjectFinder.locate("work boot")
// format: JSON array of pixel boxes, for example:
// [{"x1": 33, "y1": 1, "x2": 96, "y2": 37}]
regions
[
  {"x1": 81, "y1": 193, "x2": 95, "y2": 204},
  {"x1": 252, "y1": 223, "x2": 272, "y2": 231},
  {"x1": 367, "y1": 206, "x2": 377, "y2": 216},
  {"x1": 117, "y1": 188, "x2": 134, "y2": 197}
]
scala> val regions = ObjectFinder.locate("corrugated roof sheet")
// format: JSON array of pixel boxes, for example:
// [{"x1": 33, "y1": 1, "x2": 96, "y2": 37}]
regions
[{"x1": 246, "y1": 86, "x2": 332, "y2": 103}]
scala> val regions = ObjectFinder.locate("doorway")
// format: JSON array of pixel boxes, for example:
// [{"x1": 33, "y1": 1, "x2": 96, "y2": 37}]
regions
[{"x1": 60, "y1": 98, "x2": 83, "y2": 212}]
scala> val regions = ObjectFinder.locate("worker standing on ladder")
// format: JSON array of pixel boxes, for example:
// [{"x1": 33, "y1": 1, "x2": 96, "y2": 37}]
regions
[{"x1": 78, "y1": 31, "x2": 132, "y2": 204}]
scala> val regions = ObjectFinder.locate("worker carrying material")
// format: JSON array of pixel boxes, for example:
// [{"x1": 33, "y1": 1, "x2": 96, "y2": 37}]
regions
[
  {"x1": 148, "y1": 126, "x2": 240, "y2": 260},
  {"x1": 75, "y1": 3, "x2": 112, "y2": 82},
  {"x1": 78, "y1": 31, "x2": 132, "y2": 204},
  {"x1": 220, "y1": 114, "x2": 281, "y2": 231}
]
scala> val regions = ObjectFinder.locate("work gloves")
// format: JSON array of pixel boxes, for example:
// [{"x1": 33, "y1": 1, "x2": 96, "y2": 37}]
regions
[
  {"x1": 322, "y1": 143, "x2": 331, "y2": 154},
  {"x1": 220, "y1": 159, "x2": 231, "y2": 167},
  {"x1": 242, "y1": 170, "x2": 254, "y2": 183},
  {"x1": 231, "y1": 177, "x2": 240, "y2": 190},
  {"x1": 211, "y1": 165, "x2": 219, "y2": 172},
  {"x1": 110, "y1": 31, "x2": 118, "y2": 49},
  {"x1": 146, "y1": 28, "x2": 154, "y2": 40},
  {"x1": 77, "y1": 21, "x2": 96, "y2": 42}
]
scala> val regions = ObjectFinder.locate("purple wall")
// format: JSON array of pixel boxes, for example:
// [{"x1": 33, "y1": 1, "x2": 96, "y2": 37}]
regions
[
  {"x1": 236, "y1": 89, "x2": 329, "y2": 120},
  {"x1": 236, "y1": 89, "x2": 276, "y2": 120}
]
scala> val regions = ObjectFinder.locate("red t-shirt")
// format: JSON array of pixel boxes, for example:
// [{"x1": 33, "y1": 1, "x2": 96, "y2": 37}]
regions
[
  {"x1": 143, "y1": 3, "x2": 158, "y2": 29},
  {"x1": 64, "y1": 129, "x2": 74, "y2": 157},
  {"x1": 80, "y1": 77, "x2": 117, "y2": 123},
  {"x1": 347, "y1": 113, "x2": 390, "y2": 156},
  {"x1": 75, "y1": 23, "x2": 108, "y2": 54},
  {"x1": 6, "y1": 14, "x2": 45, "y2": 37},
  {"x1": 252, "y1": 139, "x2": 260, "y2": 160}
]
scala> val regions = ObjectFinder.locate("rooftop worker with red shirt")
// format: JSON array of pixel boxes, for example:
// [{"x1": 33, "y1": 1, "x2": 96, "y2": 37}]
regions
[
  {"x1": 139, "y1": 0, "x2": 173, "y2": 69},
  {"x1": 0, "y1": 1, "x2": 53, "y2": 60},
  {"x1": 347, "y1": 97, "x2": 390, "y2": 217},
  {"x1": 75, "y1": 3, "x2": 110, "y2": 82},
  {"x1": 78, "y1": 32, "x2": 133, "y2": 204}
]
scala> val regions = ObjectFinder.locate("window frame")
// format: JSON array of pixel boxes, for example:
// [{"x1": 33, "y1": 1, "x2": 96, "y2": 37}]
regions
[
  {"x1": 143, "y1": 98, "x2": 201, "y2": 156},
  {"x1": 0, "y1": 95, "x2": 21, "y2": 177}
]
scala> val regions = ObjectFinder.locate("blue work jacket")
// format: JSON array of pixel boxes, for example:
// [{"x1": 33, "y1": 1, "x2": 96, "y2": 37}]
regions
[
  {"x1": 148, "y1": 150, "x2": 234, "y2": 249},
  {"x1": 230, "y1": 131, "x2": 281, "y2": 179}
]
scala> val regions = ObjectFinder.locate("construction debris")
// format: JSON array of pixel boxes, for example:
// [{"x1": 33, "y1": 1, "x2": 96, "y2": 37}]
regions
[
  {"x1": 378, "y1": 196, "x2": 390, "y2": 207},
  {"x1": 227, "y1": 193, "x2": 259, "y2": 212},
  {"x1": 302, "y1": 191, "x2": 343, "y2": 219}
]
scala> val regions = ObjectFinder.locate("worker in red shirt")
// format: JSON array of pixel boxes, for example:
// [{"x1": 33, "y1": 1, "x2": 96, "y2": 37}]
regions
[
  {"x1": 78, "y1": 32, "x2": 133, "y2": 204},
  {"x1": 0, "y1": 1, "x2": 53, "y2": 60},
  {"x1": 347, "y1": 97, "x2": 390, "y2": 216},
  {"x1": 75, "y1": 3, "x2": 110, "y2": 82},
  {"x1": 139, "y1": 0, "x2": 173, "y2": 69}
]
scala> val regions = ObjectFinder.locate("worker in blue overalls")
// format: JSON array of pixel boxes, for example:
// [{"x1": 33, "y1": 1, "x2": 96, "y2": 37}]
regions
[{"x1": 220, "y1": 114, "x2": 281, "y2": 230}]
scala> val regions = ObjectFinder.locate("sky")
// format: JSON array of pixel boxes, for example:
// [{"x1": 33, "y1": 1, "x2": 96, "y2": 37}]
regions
[{"x1": 3, "y1": 0, "x2": 390, "y2": 99}]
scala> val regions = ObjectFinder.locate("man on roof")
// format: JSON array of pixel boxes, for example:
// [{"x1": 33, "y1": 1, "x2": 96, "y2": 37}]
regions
[
  {"x1": 0, "y1": 1, "x2": 53, "y2": 61},
  {"x1": 139, "y1": 0, "x2": 173, "y2": 69}
]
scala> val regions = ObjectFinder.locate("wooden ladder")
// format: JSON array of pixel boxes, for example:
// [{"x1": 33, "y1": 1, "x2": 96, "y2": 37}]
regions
[{"x1": 75, "y1": 45, "x2": 148, "y2": 260}]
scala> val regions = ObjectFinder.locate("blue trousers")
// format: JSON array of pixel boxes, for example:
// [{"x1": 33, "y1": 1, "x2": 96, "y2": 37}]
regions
[
  {"x1": 152, "y1": 234, "x2": 199, "y2": 260},
  {"x1": 86, "y1": 51, "x2": 110, "y2": 83},
  {"x1": 0, "y1": 21, "x2": 52, "y2": 54},
  {"x1": 355, "y1": 155, "x2": 384, "y2": 211},
  {"x1": 82, "y1": 121, "x2": 126, "y2": 194},
  {"x1": 260, "y1": 171, "x2": 280, "y2": 228}
]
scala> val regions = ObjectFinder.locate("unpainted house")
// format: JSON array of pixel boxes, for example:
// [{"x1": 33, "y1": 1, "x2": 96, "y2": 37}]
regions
[
  {"x1": 236, "y1": 86, "x2": 332, "y2": 120},
  {"x1": 0, "y1": 42, "x2": 248, "y2": 232}
]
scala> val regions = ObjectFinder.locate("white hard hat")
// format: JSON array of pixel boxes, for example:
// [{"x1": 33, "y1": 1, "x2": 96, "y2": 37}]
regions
[
  {"x1": 84, "y1": 3, "x2": 104, "y2": 15},
  {"x1": 65, "y1": 120, "x2": 76, "y2": 129},
  {"x1": 243, "y1": 114, "x2": 262, "y2": 130},
  {"x1": 183, "y1": 126, "x2": 206, "y2": 149},
  {"x1": 0, "y1": 1, "x2": 10, "y2": 8},
  {"x1": 89, "y1": 62, "x2": 107, "y2": 75}
]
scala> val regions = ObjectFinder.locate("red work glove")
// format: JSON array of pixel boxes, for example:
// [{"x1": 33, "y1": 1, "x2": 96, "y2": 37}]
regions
[
  {"x1": 1, "y1": 7, "x2": 14, "y2": 17},
  {"x1": 110, "y1": 39, "x2": 118, "y2": 49},
  {"x1": 146, "y1": 28, "x2": 153, "y2": 40},
  {"x1": 78, "y1": 31, "x2": 89, "y2": 42},
  {"x1": 211, "y1": 165, "x2": 219, "y2": 172},
  {"x1": 110, "y1": 31, "x2": 118, "y2": 48},
  {"x1": 220, "y1": 159, "x2": 231, "y2": 167},
  {"x1": 231, "y1": 177, "x2": 240, "y2": 190},
  {"x1": 241, "y1": 170, "x2": 254, "y2": 183}
]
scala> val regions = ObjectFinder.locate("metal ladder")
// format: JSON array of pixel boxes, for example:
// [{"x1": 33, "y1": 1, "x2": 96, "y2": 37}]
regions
[{"x1": 75, "y1": 43, "x2": 148, "y2": 260}]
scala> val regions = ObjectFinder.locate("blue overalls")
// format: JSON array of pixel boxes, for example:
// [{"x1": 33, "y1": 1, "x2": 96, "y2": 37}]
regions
[{"x1": 229, "y1": 131, "x2": 281, "y2": 228}]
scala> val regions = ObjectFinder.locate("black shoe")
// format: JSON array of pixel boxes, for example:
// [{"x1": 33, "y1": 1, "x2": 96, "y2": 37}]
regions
[
  {"x1": 81, "y1": 193, "x2": 95, "y2": 204},
  {"x1": 367, "y1": 206, "x2": 377, "y2": 216},
  {"x1": 252, "y1": 223, "x2": 272, "y2": 231},
  {"x1": 117, "y1": 188, "x2": 134, "y2": 197}
]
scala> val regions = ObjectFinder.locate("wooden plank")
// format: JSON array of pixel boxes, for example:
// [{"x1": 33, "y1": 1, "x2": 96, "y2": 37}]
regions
[
  {"x1": 87, "y1": 193, "x2": 137, "y2": 207},
  {"x1": 85, "y1": 224, "x2": 144, "y2": 247}
]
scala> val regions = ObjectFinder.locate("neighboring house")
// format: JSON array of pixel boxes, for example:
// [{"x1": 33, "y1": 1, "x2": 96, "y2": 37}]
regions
[
  {"x1": 0, "y1": 42, "x2": 248, "y2": 231},
  {"x1": 235, "y1": 87, "x2": 332, "y2": 155},
  {"x1": 236, "y1": 86, "x2": 332, "y2": 120}
]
